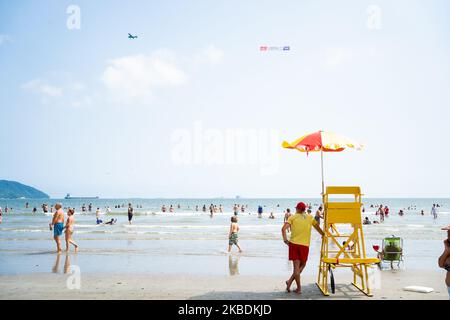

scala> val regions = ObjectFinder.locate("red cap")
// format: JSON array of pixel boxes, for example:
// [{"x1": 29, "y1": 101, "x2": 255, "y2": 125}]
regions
[{"x1": 296, "y1": 202, "x2": 306, "y2": 211}]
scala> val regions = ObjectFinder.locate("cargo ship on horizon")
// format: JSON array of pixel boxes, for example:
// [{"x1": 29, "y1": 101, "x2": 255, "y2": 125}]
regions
[{"x1": 64, "y1": 193, "x2": 99, "y2": 200}]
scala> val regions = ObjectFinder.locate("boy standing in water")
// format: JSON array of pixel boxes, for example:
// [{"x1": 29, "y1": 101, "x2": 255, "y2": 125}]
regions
[
  {"x1": 64, "y1": 208, "x2": 78, "y2": 252},
  {"x1": 49, "y1": 203, "x2": 65, "y2": 253},
  {"x1": 228, "y1": 216, "x2": 242, "y2": 253}
]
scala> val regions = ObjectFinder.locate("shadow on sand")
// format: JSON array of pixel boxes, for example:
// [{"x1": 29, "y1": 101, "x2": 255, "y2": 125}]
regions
[{"x1": 187, "y1": 283, "x2": 371, "y2": 300}]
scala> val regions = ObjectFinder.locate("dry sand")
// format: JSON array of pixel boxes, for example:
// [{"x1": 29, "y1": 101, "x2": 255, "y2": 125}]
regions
[{"x1": 0, "y1": 269, "x2": 447, "y2": 300}]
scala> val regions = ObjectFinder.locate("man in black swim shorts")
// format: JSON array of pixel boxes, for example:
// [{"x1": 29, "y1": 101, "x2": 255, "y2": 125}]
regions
[{"x1": 127, "y1": 203, "x2": 134, "y2": 225}]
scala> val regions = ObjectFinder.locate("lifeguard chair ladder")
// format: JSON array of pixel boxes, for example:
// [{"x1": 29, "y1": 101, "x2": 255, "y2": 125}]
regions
[{"x1": 316, "y1": 186, "x2": 379, "y2": 296}]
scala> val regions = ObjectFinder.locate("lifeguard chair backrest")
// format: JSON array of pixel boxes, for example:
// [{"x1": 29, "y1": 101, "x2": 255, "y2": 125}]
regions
[
  {"x1": 324, "y1": 186, "x2": 362, "y2": 225},
  {"x1": 325, "y1": 186, "x2": 361, "y2": 197}
]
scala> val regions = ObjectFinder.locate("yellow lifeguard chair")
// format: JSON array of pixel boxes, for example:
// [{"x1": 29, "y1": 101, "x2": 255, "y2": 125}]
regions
[{"x1": 316, "y1": 186, "x2": 379, "y2": 296}]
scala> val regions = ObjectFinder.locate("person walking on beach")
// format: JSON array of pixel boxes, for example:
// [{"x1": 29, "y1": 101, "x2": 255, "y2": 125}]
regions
[
  {"x1": 49, "y1": 203, "x2": 65, "y2": 253},
  {"x1": 127, "y1": 203, "x2": 134, "y2": 225},
  {"x1": 64, "y1": 208, "x2": 78, "y2": 252},
  {"x1": 282, "y1": 202, "x2": 324, "y2": 294},
  {"x1": 228, "y1": 216, "x2": 242, "y2": 253},
  {"x1": 431, "y1": 204, "x2": 437, "y2": 219},
  {"x1": 438, "y1": 226, "x2": 450, "y2": 299}
]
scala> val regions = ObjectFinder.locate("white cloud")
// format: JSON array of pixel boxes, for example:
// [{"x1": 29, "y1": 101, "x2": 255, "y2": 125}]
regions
[
  {"x1": 100, "y1": 52, "x2": 188, "y2": 103},
  {"x1": 204, "y1": 45, "x2": 224, "y2": 64},
  {"x1": 23, "y1": 46, "x2": 223, "y2": 107},
  {"x1": 22, "y1": 77, "x2": 94, "y2": 107},
  {"x1": 70, "y1": 95, "x2": 93, "y2": 108},
  {"x1": 22, "y1": 79, "x2": 63, "y2": 98},
  {"x1": 0, "y1": 34, "x2": 11, "y2": 46}
]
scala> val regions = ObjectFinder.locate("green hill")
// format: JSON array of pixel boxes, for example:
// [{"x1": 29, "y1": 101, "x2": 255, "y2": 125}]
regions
[{"x1": 0, "y1": 180, "x2": 49, "y2": 199}]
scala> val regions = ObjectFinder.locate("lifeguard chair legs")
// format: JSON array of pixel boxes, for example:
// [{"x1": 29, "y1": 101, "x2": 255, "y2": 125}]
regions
[{"x1": 316, "y1": 186, "x2": 379, "y2": 297}]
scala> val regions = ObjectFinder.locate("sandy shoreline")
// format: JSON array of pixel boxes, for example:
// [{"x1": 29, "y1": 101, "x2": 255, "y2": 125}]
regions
[{"x1": 0, "y1": 269, "x2": 447, "y2": 300}]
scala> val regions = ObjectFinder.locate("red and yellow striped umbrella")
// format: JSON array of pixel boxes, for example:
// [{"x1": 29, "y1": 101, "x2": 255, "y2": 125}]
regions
[{"x1": 282, "y1": 130, "x2": 362, "y2": 193}]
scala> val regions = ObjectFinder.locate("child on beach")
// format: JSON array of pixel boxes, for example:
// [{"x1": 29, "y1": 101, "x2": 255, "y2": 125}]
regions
[
  {"x1": 64, "y1": 208, "x2": 78, "y2": 252},
  {"x1": 228, "y1": 216, "x2": 242, "y2": 253}
]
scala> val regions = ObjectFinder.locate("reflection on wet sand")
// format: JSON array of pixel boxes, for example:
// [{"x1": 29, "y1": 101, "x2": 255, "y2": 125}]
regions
[
  {"x1": 52, "y1": 253, "x2": 71, "y2": 274},
  {"x1": 228, "y1": 254, "x2": 240, "y2": 276}
]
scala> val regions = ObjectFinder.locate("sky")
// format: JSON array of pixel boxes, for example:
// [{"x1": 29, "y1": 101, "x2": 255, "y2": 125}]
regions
[{"x1": 0, "y1": 0, "x2": 450, "y2": 198}]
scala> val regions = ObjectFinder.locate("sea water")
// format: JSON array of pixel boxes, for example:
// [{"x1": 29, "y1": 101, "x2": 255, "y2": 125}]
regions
[{"x1": 0, "y1": 198, "x2": 448, "y2": 276}]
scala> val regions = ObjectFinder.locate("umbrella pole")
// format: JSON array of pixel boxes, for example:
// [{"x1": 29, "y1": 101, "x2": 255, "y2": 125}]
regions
[{"x1": 321, "y1": 149, "x2": 324, "y2": 195}]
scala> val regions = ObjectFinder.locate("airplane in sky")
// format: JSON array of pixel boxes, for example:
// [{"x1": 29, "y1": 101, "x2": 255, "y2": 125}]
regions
[{"x1": 128, "y1": 33, "x2": 138, "y2": 39}]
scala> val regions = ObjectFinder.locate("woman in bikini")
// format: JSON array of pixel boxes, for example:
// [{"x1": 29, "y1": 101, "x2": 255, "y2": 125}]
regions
[
  {"x1": 438, "y1": 226, "x2": 450, "y2": 299},
  {"x1": 64, "y1": 208, "x2": 78, "y2": 252}
]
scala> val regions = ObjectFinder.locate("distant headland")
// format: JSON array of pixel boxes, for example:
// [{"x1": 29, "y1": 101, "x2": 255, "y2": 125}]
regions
[{"x1": 0, "y1": 180, "x2": 49, "y2": 199}]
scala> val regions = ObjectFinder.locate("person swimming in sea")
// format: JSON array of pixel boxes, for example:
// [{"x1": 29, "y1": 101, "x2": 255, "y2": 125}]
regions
[
  {"x1": 49, "y1": 203, "x2": 65, "y2": 253},
  {"x1": 64, "y1": 208, "x2": 78, "y2": 252},
  {"x1": 104, "y1": 218, "x2": 117, "y2": 225}
]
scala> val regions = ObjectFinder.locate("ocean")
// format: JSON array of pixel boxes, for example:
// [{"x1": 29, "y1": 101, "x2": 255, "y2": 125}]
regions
[{"x1": 0, "y1": 198, "x2": 448, "y2": 277}]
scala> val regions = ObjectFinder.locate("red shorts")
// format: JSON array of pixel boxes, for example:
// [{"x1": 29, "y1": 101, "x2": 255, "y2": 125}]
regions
[{"x1": 288, "y1": 243, "x2": 309, "y2": 262}]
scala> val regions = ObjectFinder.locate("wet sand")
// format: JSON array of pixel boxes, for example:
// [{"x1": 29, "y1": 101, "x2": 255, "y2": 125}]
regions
[{"x1": 0, "y1": 269, "x2": 447, "y2": 300}]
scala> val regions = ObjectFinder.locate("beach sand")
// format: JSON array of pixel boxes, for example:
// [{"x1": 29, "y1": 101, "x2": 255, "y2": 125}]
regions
[{"x1": 0, "y1": 269, "x2": 447, "y2": 300}]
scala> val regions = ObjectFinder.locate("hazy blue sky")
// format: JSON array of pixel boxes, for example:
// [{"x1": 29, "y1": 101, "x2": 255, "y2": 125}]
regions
[{"x1": 1, "y1": 0, "x2": 449, "y2": 198}]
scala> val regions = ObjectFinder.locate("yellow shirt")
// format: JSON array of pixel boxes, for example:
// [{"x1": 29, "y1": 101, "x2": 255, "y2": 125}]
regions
[{"x1": 287, "y1": 213, "x2": 317, "y2": 246}]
